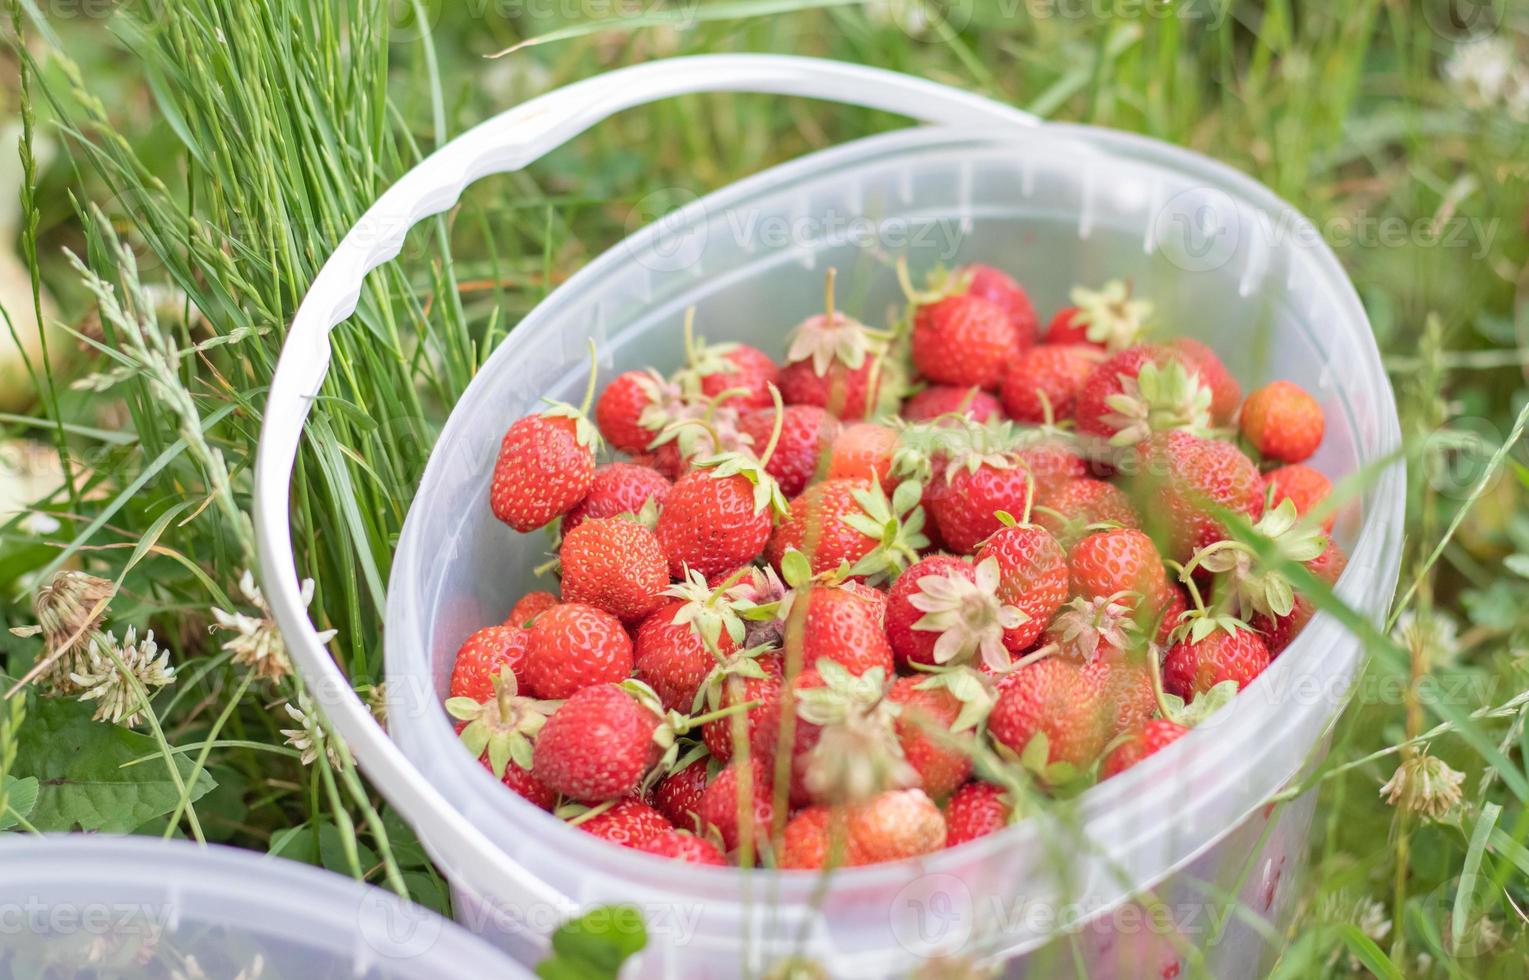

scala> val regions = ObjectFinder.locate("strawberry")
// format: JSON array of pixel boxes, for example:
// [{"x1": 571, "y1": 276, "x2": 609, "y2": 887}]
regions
[
  {"x1": 1015, "y1": 439, "x2": 1089, "y2": 486},
  {"x1": 1048, "y1": 280, "x2": 1152, "y2": 351},
  {"x1": 634, "y1": 571, "x2": 745, "y2": 712},
  {"x1": 1162, "y1": 622, "x2": 1270, "y2": 700},
  {"x1": 988, "y1": 657, "x2": 1105, "y2": 773},
  {"x1": 562, "y1": 462, "x2": 671, "y2": 535},
  {"x1": 505, "y1": 591, "x2": 558, "y2": 627},
  {"x1": 779, "y1": 270, "x2": 890, "y2": 421},
  {"x1": 700, "y1": 653, "x2": 784, "y2": 762},
  {"x1": 766, "y1": 478, "x2": 926, "y2": 581},
  {"x1": 646, "y1": 398, "x2": 754, "y2": 480},
  {"x1": 1100, "y1": 719, "x2": 1190, "y2": 780},
  {"x1": 449, "y1": 625, "x2": 529, "y2": 702},
  {"x1": 1081, "y1": 655, "x2": 1157, "y2": 738},
  {"x1": 522, "y1": 602, "x2": 634, "y2": 700},
  {"x1": 927, "y1": 454, "x2": 1035, "y2": 555},
  {"x1": 637, "y1": 829, "x2": 727, "y2": 865},
  {"x1": 911, "y1": 291, "x2": 1018, "y2": 391},
  {"x1": 1169, "y1": 338, "x2": 1241, "y2": 425},
  {"x1": 490, "y1": 409, "x2": 599, "y2": 532},
  {"x1": 681, "y1": 317, "x2": 779, "y2": 412},
  {"x1": 1067, "y1": 528, "x2": 1173, "y2": 616},
  {"x1": 784, "y1": 583, "x2": 896, "y2": 678},
  {"x1": 655, "y1": 450, "x2": 786, "y2": 581},
  {"x1": 448, "y1": 668, "x2": 557, "y2": 804},
  {"x1": 780, "y1": 805, "x2": 856, "y2": 869},
  {"x1": 533, "y1": 683, "x2": 661, "y2": 802},
  {"x1": 847, "y1": 789, "x2": 947, "y2": 864},
  {"x1": 700, "y1": 757, "x2": 778, "y2": 855},
  {"x1": 595, "y1": 369, "x2": 680, "y2": 455},
  {"x1": 738, "y1": 404, "x2": 837, "y2": 498},
  {"x1": 653, "y1": 757, "x2": 711, "y2": 831},
  {"x1": 1074, "y1": 344, "x2": 1214, "y2": 448},
  {"x1": 789, "y1": 662, "x2": 912, "y2": 807},
  {"x1": 826, "y1": 422, "x2": 901, "y2": 485},
  {"x1": 1133, "y1": 430, "x2": 1265, "y2": 562},
  {"x1": 963, "y1": 264, "x2": 1039, "y2": 345},
  {"x1": 778, "y1": 358, "x2": 886, "y2": 421},
  {"x1": 1000, "y1": 345, "x2": 1101, "y2": 424},
  {"x1": 1251, "y1": 539, "x2": 1347, "y2": 655},
  {"x1": 886, "y1": 555, "x2": 1022, "y2": 670},
  {"x1": 1240, "y1": 380, "x2": 1325, "y2": 463},
  {"x1": 1034, "y1": 478, "x2": 1141, "y2": 546},
  {"x1": 901, "y1": 386, "x2": 1004, "y2": 424},
  {"x1": 888, "y1": 675, "x2": 978, "y2": 799},
  {"x1": 576, "y1": 798, "x2": 672, "y2": 848},
  {"x1": 975, "y1": 522, "x2": 1070, "y2": 655},
  {"x1": 559, "y1": 517, "x2": 669, "y2": 625},
  {"x1": 1264, "y1": 464, "x2": 1334, "y2": 532},
  {"x1": 943, "y1": 781, "x2": 1011, "y2": 846},
  {"x1": 1046, "y1": 595, "x2": 1146, "y2": 665}
]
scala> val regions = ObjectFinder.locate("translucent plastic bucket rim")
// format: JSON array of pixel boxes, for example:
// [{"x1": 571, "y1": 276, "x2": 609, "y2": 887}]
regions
[
  {"x1": 253, "y1": 54, "x2": 1405, "y2": 960},
  {"x1": 0, "y1": 834, "x2": 526, "y2": 975}
]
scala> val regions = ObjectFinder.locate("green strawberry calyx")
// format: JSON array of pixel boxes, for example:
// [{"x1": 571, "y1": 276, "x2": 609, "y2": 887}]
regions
[
  {"x1": 1157, "y1": 680, "x2": 1239, "y2": 728},
  {"x1": 910, "y1": 664, "x2": 998, "y2": 733},
  {"x1": 1069, "y1": 279, "x2": 1154, "y2": 352},
  {"x1": 842, "y1": 476, "x2": 931, "y2": 584},
  {"x1": 796, "y1": 660, "x2": 916, "y2": 805},
  {"x1": 1183, "y1": 499, "x2": 1328, "y2": 619},
  {"x1": 1101, "y1": 357, "x2": 1214, "y2": 447},
  {"x1": 786, "y1": 268, "x2": 882, "y2": 376},
  {"x1": 445, "y1": 666, "x2": 558, "y2": 779},
  {"x1": 663, "y1": 566, "x2": 750, "y2": 654},
  {"x1": 907, "y1": 556, "x2": 1025, "y2": 670}
]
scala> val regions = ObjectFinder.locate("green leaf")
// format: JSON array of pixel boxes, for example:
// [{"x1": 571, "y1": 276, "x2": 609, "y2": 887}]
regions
[
  {"x1": 1453, "y1": 802, "x2": 1501, "y2": 954},
  {"x1": 1504, "y1": 553, "x2": 1529, "y2": 579},
  {"x1": 536, "y1": 905, "x2": 648, "y2": 980},
  {"x1": 1335, "y1": 925, "x2": 1403, "y2": 980},
  {"x1": 10, "y1": 696, "x2": 216, "y2": 832},
  {"x1": 0, "y1": 775, "x2": 39, "y2": 830}
]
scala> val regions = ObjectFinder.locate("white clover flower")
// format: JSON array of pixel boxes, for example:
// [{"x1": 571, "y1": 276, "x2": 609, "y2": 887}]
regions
[
  {"x1": 1379, "y1": 752, "x2": 1466, "y2": 822},
  {"x1": 1444, "y1": 37, "x2": 1517, "y2": 106},
  {"x1": 9, "y1": 570, "x2": 116, "y2": 693},
  {"x1": 210, "y1": 570, "x2": 334, "y2": 681},
  {"x1": 1392, "y1": 609, "x2": 1461, "y2": 670},
  {"x1": 69, "y1": 627, "x2": 175, "y2": 728},
  {"x1": 280, "y1": 695, "x2": 340, "y2": 769}
]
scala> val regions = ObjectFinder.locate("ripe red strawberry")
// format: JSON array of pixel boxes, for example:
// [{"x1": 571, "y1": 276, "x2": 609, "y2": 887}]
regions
[
  {"x1": 767, "y1": 478, "x2": 926, "y2": 581},
  {"x1": 780, "y1": 805, "x2": 856, "y2": 869},
  {"x1": 559, "y1": 518, "x2": 668, "y2": 625},
  {"x1": 655, "y1": 454, "x2": 783, "y2": 580},
  {"x1": 522, "y1": 602, "x2": 634, "y2": 700},
  {"x1": 888, "y1": 675, "x2": 974, "y2": 799},
  {"x1": 692, "y1": 343, "x2": 779, "y2": 412},
  {"x1": 1074, "y1": 344, "x2": 1213, "y2": 447},
  {"x1": 701, "y1": 654, "x2": 784, "y2": 762},
  {"x1": 1000, "y1": 345, "x2": 1101, "y2": 423},
  {"x1": 1081, "y1": 656, "x2": 1157, "y2": 738},
  {"x1": 887, "y1": 555, "x2": 973, "y2": 667},
  {"x1": 1067, "y1": 528, "x2": 1173, "y2": 615},
  {"x1": 595, "y1": 369, "x2": 678, "y2": 455},
  {"x1": 975, "y1": 522, "x2": 1070, "y2": 655},
  {"x1": 988, "y1": 658, "x2": 1105, "y2": 770},
  {"x1": 700, "y1": 757, "x2": 778, "y2": 854},
  {"x1": 1100, "y1": 719, "x2": 1190, "y2": 780},
  {"x1": 505, "y1": 591, "x2": 558, "y2": 627},
  {"x1": 634, "y1": 582, "x2": 742, "y2": 712},
  {"x1": 1252, "y1": 540, "x2": 1347, "y2": 655},
  {"x1": 778, "y1": 358, "x2": 885, "y2": 421},
  {"x1": 927, "y1": 456, "x2": 1035, "y2": 555},
  {"x1": 1240, "y1": 380, "x2": 1325, "y2": 463},
  {"x1": 576, "y1": 798, "x2": 672, "y2": 848},
  {"x1": 826, "y1": 422, "x2": 901, "y2": 485},
  {"x1": 636, "y1": 829, "x2": 727, "y2": 865},
  {"x1": 943, "y1": 781, "x2": 1010, "y2": 846},
  {"x1": 1264, "y1": 464, "x2": 1334, "y2": 532},
  {"x1": 739, "y1": 404, "x2": 837, "y2": 498},
  {"x1": 450, "y1": 669, "x2": 556, "y2": 807},
  {"x1": 847, "y1": 789, "x2": 947, "y2": 863},
  {"x1": 885, "y1": 555, "x2": 1025, "y2": 670},
  {"x1": 1045, "y1": 306, "x2": 1094, "y2": 347},
  {"x1": 1162, "y1": 623, "x2": 1271, "y2": 699},
  {"x1": 963, "y1": 264, "x2": 1039, "y2": 346},
  {"x1": 1170, "y1": 338, "x2": 1241, "y2": 425},
  {"x1": 1015, "y1": 439, "x2": 1088, "y2": 486},
  {"x1": 652, "y1": 758, "x2": 711, "y2": 831},
  {"x1": 1049, "y1": 280, "x2": 1152, "y2": 351},
  {"x1": 786, "y1": 584, "x2": 896, "y2": 678},
  {"x1": 493, "y1": 757, "x2": 557, "y2": 811},
  {"x1": 1034, "y1": 478, "x2": 1141, "y2": 546},
  {"x1": 449, "y1": 625, "x2": 529, "y2": 702},
  {"x1": 490, "y1": 411, "x2": 598, "y2": 532},
  {"x1": 902, "y1": 385, "x2": 1004, "y2": 423},
  {"x1": 912, "y1": 292, "x2": 1018, "y2": 391},
  {"x1": 1133, "y1": 430, "x2": 1265, "y2": 562},
  {"x1": 562, "y1": 462, "x2": 671, "y2": 535},
  {"x1": 533, "y1": 683, "x2": 660, "y2": 802}
]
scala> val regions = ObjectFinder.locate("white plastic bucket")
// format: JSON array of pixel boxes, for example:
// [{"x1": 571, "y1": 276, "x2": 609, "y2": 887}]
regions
[
  {"x1": 0, "y1": 835, "x2": 527, "y2": 977},
  {"x1": 254, "y1": 55, "x2": 1404, "y2": 978}
]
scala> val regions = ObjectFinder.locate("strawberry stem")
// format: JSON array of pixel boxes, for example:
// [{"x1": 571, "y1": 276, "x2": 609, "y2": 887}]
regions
[
  {"x1": 683, "y1": 306, "x2": 699, "y2": 366},
  {"x1": 1145, "y1": 641, "x2": 1179, "y2": 722},
  {"x1": 757, "y1": 384, "x2": 786, "y2": 468},
  {"x1": 577, "y1": 339, "x2": 600, "y2": 418},
  {"x1": 824, "y1": 266, "x2": 838, "y2": 324}
]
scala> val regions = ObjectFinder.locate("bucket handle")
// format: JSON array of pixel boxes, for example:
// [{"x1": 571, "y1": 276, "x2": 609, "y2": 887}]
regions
[{"x1": 254, "y1": 54, "x2": 1037, "y2": 921}]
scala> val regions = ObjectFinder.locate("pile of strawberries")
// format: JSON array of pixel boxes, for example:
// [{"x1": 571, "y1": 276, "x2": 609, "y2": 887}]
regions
[{"x1": 443, "y1": 264, "x2": 1342, "y2": 870}]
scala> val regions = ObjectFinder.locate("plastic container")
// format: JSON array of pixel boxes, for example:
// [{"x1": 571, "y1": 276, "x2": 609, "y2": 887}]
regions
[
  {"x1": 254, "y1": 55, "x2": 1404, "y2": 978},
  {"x1": 0, "y1": 835, "x2": 528, "y2": 978}
]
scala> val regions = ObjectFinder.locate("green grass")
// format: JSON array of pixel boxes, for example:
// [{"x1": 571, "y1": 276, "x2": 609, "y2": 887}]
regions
[{"x1": 1, "y1": 0, "x2": 1528, "y2": 976}]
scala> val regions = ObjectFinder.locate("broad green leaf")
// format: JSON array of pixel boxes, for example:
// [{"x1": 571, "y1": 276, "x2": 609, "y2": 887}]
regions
[
  {"x1": 11, "y1": 697, "x2": 215, "y2": 832},
  {"x1": 537, "y1": 905, "x2": 648, "y2": 980},
  {"x1": 0, "y1": 775, "x2": 39, "y2": 830}
]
